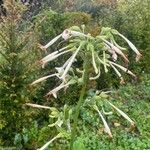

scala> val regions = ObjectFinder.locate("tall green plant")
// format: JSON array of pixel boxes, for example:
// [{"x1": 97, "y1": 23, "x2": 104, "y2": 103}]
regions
[
  {"x1": 29, "y1": 25, "x2": 141, "y2": 149},
  {"x1": 0, "y1": 1, "x2": 41, "y2": 146}
]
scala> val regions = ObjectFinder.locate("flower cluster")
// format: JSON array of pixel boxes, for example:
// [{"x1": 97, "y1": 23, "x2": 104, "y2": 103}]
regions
[{"x1": 32, "y1": 26, "x2": 141, "y2": 98}]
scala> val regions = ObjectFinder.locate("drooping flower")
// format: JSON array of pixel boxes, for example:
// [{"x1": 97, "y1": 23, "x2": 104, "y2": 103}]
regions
[
  {"x1": 31, "y1": 73, "x2": 58, "y2": 85},
  {"x1": 116, "y1": 32, "x2": 142, "y2": 62},
  {"x1": 107, "y1": 101, "x2": 135, "y2": 127},
  {"x1": 109, "y1": 61, "x2": 136, "y2": 78},
  {"x1": 109, "y1": 62, "x2": 125, "y2": 84},
  {"x1": 37, "y1": 133, "x2": 62, "y2": 150},
  {"x1": 55, "y1": 56, "x2": 73, "y2": 75},
  {"x1": 104, "y1": 39, "x2": 129, "y2": 63},
  {"x1": 40, "y1": 49, "x2": 72, "y2": 68},
  {"x1": 60, "y1": 43, "x2": 83, "y2": 80},
  {"x1": 26, "y1": 103, "x2": 52, "y2": 109},
  {"x1": 39, "y1": 34, "x2": 62, "y2": 50},
  {"x1": 93, "y1": 105, "x2": 113, "y2": 138}
]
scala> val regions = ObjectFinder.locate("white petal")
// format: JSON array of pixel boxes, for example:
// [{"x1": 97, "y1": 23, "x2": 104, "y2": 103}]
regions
[
  {"x1": 109, "y1": 61, "x2": 136, "y2": 78},
  {"x1": 62, "y1": 29, "x2": 71, "y2": 40},
  {"x1": 37, "y1": 134, "x2": 61, "y2": 150},
  {"x1": 105, "y1": 40, "x2": 129, "y2": 62},
  {"x1": 26, "y1": 103, "x2": 51, "y2": 109},
  {"x1": 117, "y1": 33, "x2": 142, "y2": 61},
  {"x1": 107, "y1": 101, "x2": 135, "y2": 126},
  {"x1": 41, "y1": 49, "x2": 71, "y2": 67},
  {"x1": 43, "y1": 34, "x2": 62, "y2": 49},
  {"x1": 42, "y1": 51, "x2": 59, "y2": 62},
  {"x1": 94, "y1": 105, "x2": 113, "y2": 138},
  {"x1": 109, "y1": 63, "x2": 122, "y2": 78},
  {"x1": 46, "y1": 82, "x2": 69, "y2": 97},
  {"x1": 60, "y1": 44, "x2": 82, "y2": 79},
  {"x1": 31, "y1": 74, "x2": 57, "y2": 85}
]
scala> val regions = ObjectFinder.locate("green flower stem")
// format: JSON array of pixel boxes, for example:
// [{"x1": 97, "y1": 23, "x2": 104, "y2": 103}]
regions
[{"x1": 70, "y1": 54, "x2": 91, "y2": 150}]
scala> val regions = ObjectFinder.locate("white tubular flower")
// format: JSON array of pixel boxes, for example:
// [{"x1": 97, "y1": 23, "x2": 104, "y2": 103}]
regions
[
  {"x1": 109, "y1": 63, "x2": 125, "y2": 84},
  {"x1": 104, "y1": 40, "x2": 129, "y2": 63},
  {"x1": 92, "y1": 49, "x2": 99, "y2": 74},
  {"x1": 107, "y1": 101, "x2": 135, "y2": 127},
  {"x1": 41, "y1": 34, "x2": 62, "y2": 50},
  {"x1": 60, "y1": 44, "x2": 82, "y2": 80},
  {"x1": 104, "y1": 43, "x2": 117, "y2": 61},
  {"x1": 62, "y1": 29, "x2": 72, "y2": 40},
  {"x1": 109, "y1": 61, "x2": 136, "y2": 78},
  {"x1": 112, "y1": 53, "x2": 118, "y2": 61},
  {"x1": 31, "y1": 73, "x2": 58, "y2": 85},
  {"x1": 37, "y1": 133, "x2": 62, "y2": 150},
  {"x1": 109, "y1": 62, "x2": 122, "y2": 78},
  {"x1": 117, "y1": 33, "x2": 142, "y2": 62},
  {"x1": 41, "y1": 45, "x2": 71, "y2": 64},
  {"x1": 93, "y1": 105, "x2": 113, "y2": 138},
  {"x1": 41, "y1": 49, "x2": 72, "y2": 68},
  {"x1": 26, "y1": 103, "x2": 52, "y2": 109},
  {"x1": 46, "y1": 82, "x2": 70, "y2": 98},
  {"x1": 55, "y1": 56, "x2": 73, "y2": 75},
  {"x1": 42, "y1": 51, "x2": 59, "y2": 62}
]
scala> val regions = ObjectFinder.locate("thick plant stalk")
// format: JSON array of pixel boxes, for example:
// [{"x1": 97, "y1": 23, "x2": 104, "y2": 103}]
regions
[{"x1": 70, "y1": 54, "x2": 91, "y2": 150}]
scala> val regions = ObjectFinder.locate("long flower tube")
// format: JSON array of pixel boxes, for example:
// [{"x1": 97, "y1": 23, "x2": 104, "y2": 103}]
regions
[
  {"x1": 104, "y1": 43, "x2": 118, "y2": 61},
  {"x1": 62, "y1": 29, "x2": 90, "y2": 39},
  {"x1": 41, "y1": 49, "x2": 72, "y2": 68},
  {"x1": 103, "y1": 39, "x2": 129, "y2": 63},
  {"x1": 40, "y1": 34, "x2": 62, "y2": 50},
  {"x1": 109, "y1": 61, "x2": 136, "y2": 78},
  {"x1": 96, "y1": 54, "x2": 110, "y2": 67},
  {"x1": 37, "y1": 133, "x2": 62, "y2": 150},
  {"x1": 31, "y1": 73, "x2": 58, "y2": 85},
  {"x1": 26, "y1": 103, "x2": 52, "y2": 110},
  {"x1": 46, "y1": 82, "x2": 69, "y2": 98},
  {"x1": 55, "y1": 55, "x2": 74, "y2": 75},
  {"x1": 46, "y1": 79, "x2": 76, "y2": 98},
  {"x1": 60, "y1": 43, "x2": 83, "y2": 80},
  {"x1": 109, "y1": 62, "x2": 125, "y2": 84},
  {"x1": 113, "y1": 32, "x2": 142, "y2": 62},
  {"x1": 107, "y1": 101, "x2": 135, "y2": 127},
  {"x1": 41, "y1": 45, "x2": 71, "y2": 63},
  {"x1": 93, "y1": 105, "x2": 113, "y2": 138}
]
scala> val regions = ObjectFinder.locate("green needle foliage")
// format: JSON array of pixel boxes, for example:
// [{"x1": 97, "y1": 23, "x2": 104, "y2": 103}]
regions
[{"x1": 0, "y1": 1, "x2": 41, "y2": 146}]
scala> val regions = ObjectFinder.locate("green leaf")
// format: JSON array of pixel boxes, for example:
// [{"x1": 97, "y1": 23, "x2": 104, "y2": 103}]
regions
[{"x1": 73, "y1": 138, "x2": 86, "y2": 150}]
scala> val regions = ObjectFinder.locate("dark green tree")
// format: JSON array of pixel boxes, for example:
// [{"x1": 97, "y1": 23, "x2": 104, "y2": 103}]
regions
[{"x1": 0, "y1": 1, "x2": 41, "y2": 146}]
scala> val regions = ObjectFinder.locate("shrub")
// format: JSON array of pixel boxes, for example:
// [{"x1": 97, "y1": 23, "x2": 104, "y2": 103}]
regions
[{"x1": 0, "y1": 1, "x2": 41, "y2": 146}]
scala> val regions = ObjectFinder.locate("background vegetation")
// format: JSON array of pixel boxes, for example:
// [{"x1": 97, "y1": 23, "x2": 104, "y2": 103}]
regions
[{"x1": 0, "y1": 0, "x2": 150, "y2": 149}]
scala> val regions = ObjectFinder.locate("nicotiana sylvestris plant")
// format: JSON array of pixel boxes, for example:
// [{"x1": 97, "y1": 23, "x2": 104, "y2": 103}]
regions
[{"x1": 27, "y1": 25, "x2": 141, "y2": 150}]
